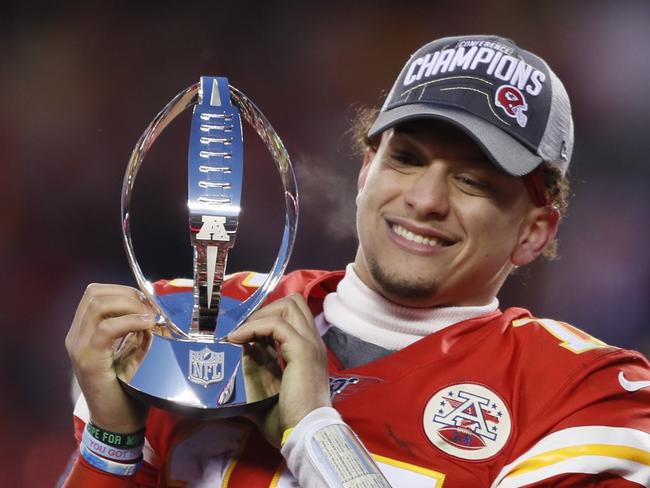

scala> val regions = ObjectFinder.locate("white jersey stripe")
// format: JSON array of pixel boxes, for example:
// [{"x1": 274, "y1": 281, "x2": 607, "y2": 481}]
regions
[
  {"x1": 73, "y1": 394, "x2": 90, "y2": 423},
  {"x1": 495, "y1": 456, "x2": 650, "y2": 487},
  {"x1": 142, "y1": 439, "x2": 159, "y2": 467},
  {"x1": 491, "y1": 426, "x2": 650, "y2": 487}
]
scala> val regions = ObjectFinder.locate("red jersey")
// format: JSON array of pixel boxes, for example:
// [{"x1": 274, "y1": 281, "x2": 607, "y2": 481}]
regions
[{"x1": 63, "y1": 270, "x2": 650, "y2": 487}]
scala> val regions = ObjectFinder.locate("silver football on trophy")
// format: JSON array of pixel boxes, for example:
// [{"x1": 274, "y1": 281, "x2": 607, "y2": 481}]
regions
[{"x1": 115, "y1": 76, "x2": 298, "y2": 418}]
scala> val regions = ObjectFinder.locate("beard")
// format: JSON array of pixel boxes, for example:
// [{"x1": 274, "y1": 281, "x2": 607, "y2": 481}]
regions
[{"x1": 366, "y1": 254, "x2": 440, "y2": 303}]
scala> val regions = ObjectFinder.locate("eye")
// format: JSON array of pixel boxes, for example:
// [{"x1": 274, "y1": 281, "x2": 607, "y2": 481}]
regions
[
  {"x1": 455, "y1": 175, "x2": 484, "y2": 188},
  {"x1": 389, "y1": 150, "x2": 423, "y2": 167},
  {"x1": 454, "y1": 174, "x2": 493, "y2": 195}
]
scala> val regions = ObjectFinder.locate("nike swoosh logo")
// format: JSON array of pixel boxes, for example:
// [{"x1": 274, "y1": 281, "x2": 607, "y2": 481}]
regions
[{"x1": 618, "y1": 371, "x2": 650, "y2": 392}]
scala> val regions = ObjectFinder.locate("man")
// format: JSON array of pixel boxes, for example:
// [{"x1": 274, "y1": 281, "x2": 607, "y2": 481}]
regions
[{"x1": 63, "y1": 35, "x2": 650, "y2": 487}]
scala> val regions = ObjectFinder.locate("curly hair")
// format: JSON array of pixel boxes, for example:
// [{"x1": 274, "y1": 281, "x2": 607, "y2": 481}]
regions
[{"x1": 350, "y1": 106, "x2": 571, "y2": 260}]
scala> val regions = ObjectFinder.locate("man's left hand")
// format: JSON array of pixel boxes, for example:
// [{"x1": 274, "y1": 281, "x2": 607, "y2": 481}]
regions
[{"x1": 227, "y1": 293, "x2": 331, "y2": 446}]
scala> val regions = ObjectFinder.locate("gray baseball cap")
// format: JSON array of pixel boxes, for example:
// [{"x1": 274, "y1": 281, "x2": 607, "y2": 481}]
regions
[{"x1": 368, "y1": 35, "x2": 574, "y2": 176}]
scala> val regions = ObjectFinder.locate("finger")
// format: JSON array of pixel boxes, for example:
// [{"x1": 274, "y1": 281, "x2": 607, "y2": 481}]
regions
[
  {"x1": 227, "y1": 316, "x2": 302, "y2": 345},
  {"x1": 76, "y1": 284, "x2": 147, "y2": 320},
  {"x1": 67, "y1": 293, "x2": 150, "y2": 352},
  {"x1": 69, "y1": 294, "x2": 154, "y2": 350},
  {"x1": 82, "y1": 294, "x2": 152, "y2": 325},
  {"x1": 246, "y1": 295, "x2": 315, "y2": 339},
  {"x1": 91, "y1": 314, "x2": 156, "y2": 349},
  {"x1": 81, "y1": 283, "x2": 146, "y2": 304},
  {"x1": 286, "y1": 293, "x2": 313, "y2": 320},
  {"x1": 246, "y1": 296, "x2": 302, "y2": 321}
]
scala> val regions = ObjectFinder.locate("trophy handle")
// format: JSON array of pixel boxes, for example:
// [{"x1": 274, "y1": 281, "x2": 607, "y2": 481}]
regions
[{"x1": 121, "y1": 82, "x2": 298, "y2": 340}]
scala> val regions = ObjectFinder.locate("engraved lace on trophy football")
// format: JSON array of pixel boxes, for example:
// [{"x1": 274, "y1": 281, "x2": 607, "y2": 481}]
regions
[{"x1": 117, "y1": 77, "x2": 298, "y2": 418}]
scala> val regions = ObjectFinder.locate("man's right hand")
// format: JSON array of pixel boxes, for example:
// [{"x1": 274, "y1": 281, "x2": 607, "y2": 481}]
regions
[{"x1": 65, "y1": 283, "x2": 155, "y2": 434}]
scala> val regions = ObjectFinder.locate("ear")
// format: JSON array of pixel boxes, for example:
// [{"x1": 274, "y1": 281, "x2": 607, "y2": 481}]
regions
[
  {"x1": 511, "y1": 207, "x2": 560, "y2": 266},
  {"x1": 357, "y1": 147, "x2": 375, "y2": 192}
]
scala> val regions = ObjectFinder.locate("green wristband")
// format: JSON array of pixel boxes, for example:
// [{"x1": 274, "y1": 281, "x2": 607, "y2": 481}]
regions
[{"x1": 86, "y1": 422, "x2": 145, "y2": 449}]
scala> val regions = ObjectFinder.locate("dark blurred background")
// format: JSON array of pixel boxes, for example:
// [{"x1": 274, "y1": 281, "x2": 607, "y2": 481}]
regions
[{"x1": 1, "y1": 1, "x2": 649, "y2": 485}]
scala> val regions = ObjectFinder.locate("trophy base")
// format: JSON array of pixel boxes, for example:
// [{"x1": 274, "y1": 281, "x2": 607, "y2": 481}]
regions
[
  {"x1": 119, "y1": 379, "x2": 278, "y2": 419},
  {"x1": 116, "y1": 292, "x2": 282, "y2": 419}
]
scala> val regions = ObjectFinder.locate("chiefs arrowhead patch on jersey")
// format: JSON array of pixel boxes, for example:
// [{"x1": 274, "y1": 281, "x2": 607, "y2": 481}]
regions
[{"x1": 423, "y1": 383, "x2": 512, "y2": 461}]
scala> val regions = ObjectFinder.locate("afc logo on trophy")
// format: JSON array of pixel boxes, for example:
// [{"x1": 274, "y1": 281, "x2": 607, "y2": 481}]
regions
[
  {"x1": 196, "y1": 215, "x2": 230, "y2": 242},
  {"x1": 188, "y1": 347, "x2": 225, "y2": 387}
]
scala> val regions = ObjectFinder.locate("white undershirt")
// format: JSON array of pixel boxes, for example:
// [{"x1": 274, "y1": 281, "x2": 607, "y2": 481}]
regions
[{"x1": 322, "y1": 264, "x2": 499, "y2": 351}]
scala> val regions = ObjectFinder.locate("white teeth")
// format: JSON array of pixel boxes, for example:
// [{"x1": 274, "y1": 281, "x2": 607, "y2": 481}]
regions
[{"x1": 392, "y1": 224, "x2": 441, "y2": 247}]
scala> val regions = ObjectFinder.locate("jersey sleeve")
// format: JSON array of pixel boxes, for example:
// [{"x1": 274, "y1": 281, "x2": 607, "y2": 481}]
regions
[
  {"x1": 492, "y1": 350, "x2": 650, "y2": 487},
  {"x1": 61, "y1": 456, "x2": 138, "y2": 488}
]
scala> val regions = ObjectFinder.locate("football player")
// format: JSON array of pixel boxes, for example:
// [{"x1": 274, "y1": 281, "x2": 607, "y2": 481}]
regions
[{"x1": 62, "y1": 35, "x2": 650, "y2": 488}]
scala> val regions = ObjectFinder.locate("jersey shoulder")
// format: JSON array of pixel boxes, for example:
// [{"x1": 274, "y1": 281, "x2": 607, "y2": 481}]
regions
[
  {"x1": 498, "y1": 308, "x2": 650, "y2": 404},
  {"x1": 500, "y1": 308, "x2": 645, "y2": 366},
  {"x1": 486, "y1": 310, "x2": 650, "y2": 486}
]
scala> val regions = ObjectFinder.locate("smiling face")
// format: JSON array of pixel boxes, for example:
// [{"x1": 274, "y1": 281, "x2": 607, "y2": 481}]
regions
[{"x1": 354, "y1": 119, "x2": 558, "y2": 308}]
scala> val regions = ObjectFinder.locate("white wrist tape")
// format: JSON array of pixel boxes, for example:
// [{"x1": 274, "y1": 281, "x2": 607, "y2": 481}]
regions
[{"x1": 281, "y1": 407, "x2": 390, "y2": 488}]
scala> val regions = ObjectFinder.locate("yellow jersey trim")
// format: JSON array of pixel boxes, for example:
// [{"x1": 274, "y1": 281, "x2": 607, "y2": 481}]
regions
[
  {"x1": 281, "y1": 427, "x2": 294, "y2": 447},
  {"x1": 268, "y1": 461, "x2": 286, "y2": 488}
]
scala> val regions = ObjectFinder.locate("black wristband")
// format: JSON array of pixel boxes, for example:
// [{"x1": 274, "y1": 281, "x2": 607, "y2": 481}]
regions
[{"x1": 86, "y1": 422, "x2": 145, "y2": 448}]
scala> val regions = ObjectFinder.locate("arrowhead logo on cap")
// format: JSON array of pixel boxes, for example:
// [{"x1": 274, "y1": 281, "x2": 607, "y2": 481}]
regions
[{"x1": 495, "y1": 85, "x2": 529, "y2": 128}]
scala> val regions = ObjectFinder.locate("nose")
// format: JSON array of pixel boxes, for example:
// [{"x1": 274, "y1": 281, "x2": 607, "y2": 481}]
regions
[{"x1": 403, "y1": 162, "x2": 450, "y2": 218}]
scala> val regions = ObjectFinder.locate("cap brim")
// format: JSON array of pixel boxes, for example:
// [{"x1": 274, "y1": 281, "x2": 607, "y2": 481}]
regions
[{"x1": 367, "y1": 104, "x2": 542, "y2": 176}]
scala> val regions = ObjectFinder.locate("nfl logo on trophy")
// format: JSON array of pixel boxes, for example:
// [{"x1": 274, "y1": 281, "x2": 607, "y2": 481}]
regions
[{"x1": 189, "y1": 347, "x2": 225, "y2": 387}]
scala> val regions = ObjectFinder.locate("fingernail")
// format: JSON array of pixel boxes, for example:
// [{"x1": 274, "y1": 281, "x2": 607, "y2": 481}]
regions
[
  {"x1": 226, "y1": 330, "x2": 240, "y2": 340},
  {"x1": 138, "y1": 313, "x2": 154, "y2": 321}
]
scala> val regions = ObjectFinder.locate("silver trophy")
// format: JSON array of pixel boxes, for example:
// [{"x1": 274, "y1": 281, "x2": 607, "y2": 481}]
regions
[{"x1": 116, "y1": 76, "x2": 298, "y2": 418}]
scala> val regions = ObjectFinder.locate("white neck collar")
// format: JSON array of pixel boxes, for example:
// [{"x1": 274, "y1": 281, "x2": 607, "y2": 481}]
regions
[{"x1": 322, "y1": 264, "x2": 499, "y2": 350}]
